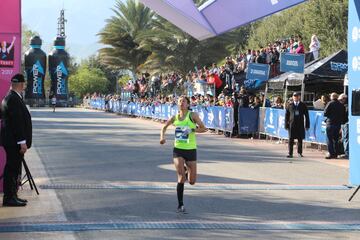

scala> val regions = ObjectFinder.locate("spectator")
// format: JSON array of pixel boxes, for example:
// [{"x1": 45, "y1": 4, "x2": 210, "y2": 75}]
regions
[
  {"x1": 246, "y1": 49, "x2": 252, "y2": 63},
  {"x1": 208, "y1": 73, "x2": 223, "y2": 97},
  {"x1": 225, "y1": 56, "x2": 235, "y2": 72},
  {"x1": 295, "y1": 36, "x2": 305, "y2": 54},
  {"x1": 250, "y1": 96, "x2": 262, "y2": 109},
  {"x1": 225, "y1": 96, "x2": 233, "y2": 107},
  {"x1": 184, "y1": 74, "x2": 193, "y2": 97},
  {"x1": 323, "y1": 92, "x2": 346, "y2": 159},
  {"x1": 237, "y1": 88, "x2": 249, "y2": 108},
  {"x1": 260, "y1": 93, "x2": 271, "y2": 107},
  {"x1": 194, "y1": 74, "x2": 206, "y2": 96},
  {"x1": 271, "y1": 47, "x2": 279, "y2": 77},
  {"x1": 210, "y1": 63, "x2": 219, "y2": 74},
  {"x1": 309, "y1": 34, "x2": 321, "y2": 59},
  {"x1": 133, "y1": 80, "x2": 140, "y2": 96},
  {"x1": 289, "y1": 38, "x2": 295, "y2": 53},
  {"x1": 313, "y1": 95, "x2": 330, "y2": 110},
  {"x1": 338, "y1": 93, "x2": 349, "y2": 159},
  {"x1": 259, "y1": 49, "x2": 267, "y2": 64},
  {"x1": 272, "y1": 96, "x2": 283, "y2": 109},
  {"x1": 265, "y1": 47, "x2": 272, "y2": 64}
]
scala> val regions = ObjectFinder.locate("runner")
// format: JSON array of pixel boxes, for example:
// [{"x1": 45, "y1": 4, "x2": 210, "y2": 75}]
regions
[
  {"x1": 160, "y1": 96, "x2": 207, "y2": 213},
  {"x1": 51, "y1": 95, "x2": 57, "y2": 112}
]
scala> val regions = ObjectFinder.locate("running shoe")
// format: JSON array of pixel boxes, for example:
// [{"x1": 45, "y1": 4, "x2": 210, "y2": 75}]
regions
[{"x1": 177, "y1": 205, "x2": 186, "y2": 213}]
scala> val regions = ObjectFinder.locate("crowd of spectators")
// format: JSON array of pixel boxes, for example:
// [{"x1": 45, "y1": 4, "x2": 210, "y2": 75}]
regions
[
  {"x1": 83, "y1": 34, "x2": 323, "y2": 114},
  {"x1": 119, "y1": 34, "x2": 320, "y2": 103},
  {"x1": 82, "y1": 34, "x2": 351, "y2": 157}
]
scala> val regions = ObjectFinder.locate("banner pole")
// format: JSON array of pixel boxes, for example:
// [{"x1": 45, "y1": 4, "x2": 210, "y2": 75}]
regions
[
  {"x1": 300, "y1": 74, "x2": 305, "y2": 102},
  {"x1": 263, "y1": 82, "x2": 269, "y2": 107},
  {"x1": 283, "y1": 81, "x2": 288, "y2": 110}
]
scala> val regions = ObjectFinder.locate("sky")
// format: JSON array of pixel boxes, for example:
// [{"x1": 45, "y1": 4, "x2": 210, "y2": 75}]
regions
[{"x1": 22, "y1": 0, "x2": 120, "y2": 61}]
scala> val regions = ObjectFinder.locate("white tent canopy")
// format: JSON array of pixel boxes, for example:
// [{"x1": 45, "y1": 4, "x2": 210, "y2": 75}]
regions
[{"x1": 140, "y1": 0, "x2": 307, "y2": 40}]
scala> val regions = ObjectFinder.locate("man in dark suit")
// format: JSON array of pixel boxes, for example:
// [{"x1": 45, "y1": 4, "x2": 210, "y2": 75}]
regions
[
  {"x1": 1, "y1": 73, "x2": 32, "y2": 207},
  {"x1": 285, "y1": 92, "x2": 310, "y2": 158},
  {"x1": 323, "y1": 92, "x2": 346, "y2": 159}
]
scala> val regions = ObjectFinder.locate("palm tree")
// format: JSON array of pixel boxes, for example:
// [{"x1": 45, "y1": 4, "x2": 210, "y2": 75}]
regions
[
  {"x1": 139, "y1": 17, "x2": 229, "y2": 76},
  {"x1": 98, "y1": 0, "x2": 154, "y2": 78}
]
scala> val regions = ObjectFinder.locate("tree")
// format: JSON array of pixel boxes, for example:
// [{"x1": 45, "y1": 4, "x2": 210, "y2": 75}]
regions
[
  {"x1": 84, "y1": 54, "x2": 121, "y2": 93},
  {"x1": 246, "y1": 0, "x2": 348, "y2": 56},
  {"x1": 22, "y1": 24, "x2": 39, "y2": 56},
  {"x1": 304, "y1": 0, "x2": 348, "y2": 56},
  {"x1": 98, "y1": 0, "x2": 154, "y2": 78},
  {"x1": 69, "y1": 64, "x2": 109, "y2": 97},
  {"x1": 139, "y1": 17, "x2": 229, "y2": 76}
]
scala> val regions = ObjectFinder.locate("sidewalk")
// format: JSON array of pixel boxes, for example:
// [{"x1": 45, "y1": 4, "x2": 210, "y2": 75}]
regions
[
  {"x1": 230, "y1": 137, "x2": 349, "y2": 169},
  {"x1": 0, "y1": 145, "x2": 76, "y2": 240}
]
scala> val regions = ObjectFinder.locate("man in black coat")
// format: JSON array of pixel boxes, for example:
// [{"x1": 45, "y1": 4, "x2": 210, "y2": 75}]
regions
[
  {"x1": 285, "y1": 92, "x2": 310, "y2": 158},
  {"x1": 323, "y1": 93, "x2": 346, "y2": 159},
  {"x1": 1, "y1": 73, "x2": 32, "y2": 207}
]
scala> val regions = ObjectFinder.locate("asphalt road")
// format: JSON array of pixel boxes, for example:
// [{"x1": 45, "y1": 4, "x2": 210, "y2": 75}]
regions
[{"x1": 2, "y1": 107, "x2": 359, "y2": 240}]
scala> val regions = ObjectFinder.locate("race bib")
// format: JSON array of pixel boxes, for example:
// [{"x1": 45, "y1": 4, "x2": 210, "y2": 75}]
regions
[{"x1": 175, "y1": 126, "x2": 190, "y2": 143}]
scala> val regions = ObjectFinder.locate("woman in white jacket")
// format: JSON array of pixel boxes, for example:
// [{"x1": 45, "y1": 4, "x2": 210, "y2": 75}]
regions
[{"x1": 309, "y1": 34, "x2": 321, "y2": 60}]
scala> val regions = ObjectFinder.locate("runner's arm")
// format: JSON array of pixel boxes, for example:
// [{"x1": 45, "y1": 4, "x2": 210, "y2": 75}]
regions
[
  {"x1": 160, "y1": 116, "x2": 175, "y2": 144},
  {"x1": 191, "y1": 112, "x2": 207, "y2": 133}
]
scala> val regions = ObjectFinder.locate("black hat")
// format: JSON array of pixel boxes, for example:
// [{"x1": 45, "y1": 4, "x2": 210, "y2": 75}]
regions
[
  {"x1": 292, "y1": 92, "x2": 300, "y2": 96},
  {"x1": 11, "y1": 74, "x2": 25, "y2": 83}
]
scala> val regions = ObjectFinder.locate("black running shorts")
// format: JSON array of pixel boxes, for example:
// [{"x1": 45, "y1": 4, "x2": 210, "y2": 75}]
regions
[{"x1": 173, "y1": 148, "x2": 197, "y2": 161}]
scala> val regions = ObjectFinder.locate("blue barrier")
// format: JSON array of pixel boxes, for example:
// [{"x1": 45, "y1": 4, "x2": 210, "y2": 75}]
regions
[
  {"x1": 90, "y1": 99, "x2": 234, "y2": 132},
  {"x1": 263, "y1": 108, "x2": 327, "y2": 144},
  {"x1": 238, "y1": 108, "x2": 259, "y2": 134},
  {"x1": 90, "y1": 99, "x2": 327, "y2": 144}
]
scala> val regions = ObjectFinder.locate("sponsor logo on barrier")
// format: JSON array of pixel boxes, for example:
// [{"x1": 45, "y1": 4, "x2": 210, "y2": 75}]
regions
[
  {"x1": 286, "y1": 60, "x2": 299, "y2": 67},
  {"x1": 208, "y1": 110, "x2": 214, "y2": 123},
  {"x1": 269, "y1": 110, "x2": 274, "y2": 126},
  {"x1": 278, "y1": 115, "x2": 285, "y2": 132},
  {"x1": 330, "y1": 62, "x2": 348, "y2": 72},
  {"x1": 199, "y1": 111, "x2": 204, "y2": 121},
  {"x1": 357, "y1": 118, "x2": 360, "y2": 144},
  {"x1": 352, "y1": 56, "x2": 360, "y2": 71},
  {"x1": 280, "y1": 53, "x2": 305, "y2": 73},
  {"x1": 352, "y1": 26, "x2": 360, "y2": 42},
  {"x1": 250, "y1": 69, "x2": 266, "y2": 76}
]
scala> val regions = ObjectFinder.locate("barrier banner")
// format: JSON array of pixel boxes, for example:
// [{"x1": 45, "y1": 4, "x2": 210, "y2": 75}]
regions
[
  {"x1": 238, "y1": 108, "x2": 259, "y2": 134},
  {"x1": 206, "y1": 107, "x2": 216, "y2": 129},
  {"x1": 263, "y1": 108, "x2": 327, "y2": 144},
  {"x1": 264, "y1": 108, "x2": 279, "y2": 136},
  {"x1": 218, "y1": 107, "x2": 226, "y2": 130},
  {"x1": 170, "y1": 105, "x2": 178, "y2": 119},
  {"x1": 276, "y1": 110, "x2": 287, "y2": 139},
  {"x1": 245, "y1": 63, "x2": 270, "y2": 89},
  {"x1": 349, "y1": 0, "x2": 360, "y2": 184},
  {"x1": 91, "y1": 100, "x2": 236, "y2": 134},
  {"x1": 280, "y1": 52, "x2": 305, "y2": 73},
  {"x1": 91, "y1": 100, "x2": 329, "y2": 144},
  {"x1": 224, "y1": 107, "x2": 234, "y2": 133},
  {"x1": 0, "y1": 0, "x2": 21, "y2": 193},
  {"x1": 155, "y1": 105, "x2": 161, "y2": 119}
]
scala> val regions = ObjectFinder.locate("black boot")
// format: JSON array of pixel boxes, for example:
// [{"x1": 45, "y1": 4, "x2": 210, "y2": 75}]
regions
[{"x1": 3, "y1": 196, "x2": 27, "y2": 207}]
